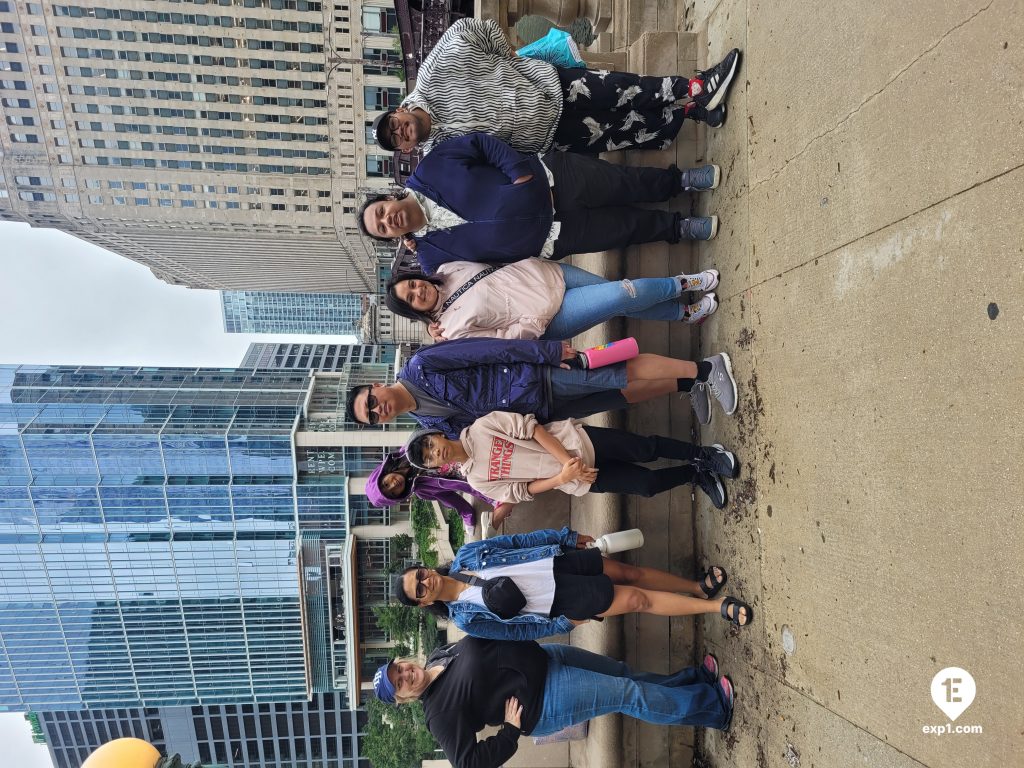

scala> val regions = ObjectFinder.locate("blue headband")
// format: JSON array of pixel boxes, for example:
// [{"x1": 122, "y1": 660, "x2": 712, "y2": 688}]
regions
[{"x1": 373, "y1": 660, "x2": 397, "y2": 704}]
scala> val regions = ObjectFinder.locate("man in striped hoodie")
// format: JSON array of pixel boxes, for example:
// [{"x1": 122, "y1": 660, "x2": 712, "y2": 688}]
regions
[{"x1": 372, "y1": 18, "x2": 741, "y2": 156}]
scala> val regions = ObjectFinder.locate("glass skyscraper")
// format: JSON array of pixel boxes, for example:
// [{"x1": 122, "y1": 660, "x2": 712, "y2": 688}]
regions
[
  {"x1": 34, "y1": 693, "x2": 368, "y2": 768},
  {"x1": 0, "y1": 365, "x2": 316, "y2": 711},
  {"x1": 221, "y1": 291, "x2": 365, "y2": 336},
  {"x1": 0, "y1": 362, "x2": 418, "y2": 716}
]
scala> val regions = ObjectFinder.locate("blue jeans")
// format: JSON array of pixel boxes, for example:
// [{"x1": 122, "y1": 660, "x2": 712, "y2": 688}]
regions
[
  {"x1": 532, "y1": 644, "x2": 731, "y2": 735},
  {"x1": 541, "y1": 263, "x2": 683, "y2": 341}
]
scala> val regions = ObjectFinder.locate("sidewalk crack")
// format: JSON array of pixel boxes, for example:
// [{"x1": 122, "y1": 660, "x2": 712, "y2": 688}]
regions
[
  {"x1": 750, "y1": 0, "x2": 996, "y2": 192},
  {"x1": 734, "y1": 157, "x2": 1024, "y2": 299}
]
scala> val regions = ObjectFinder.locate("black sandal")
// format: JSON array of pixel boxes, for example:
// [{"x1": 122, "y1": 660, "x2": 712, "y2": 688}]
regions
[
  {"x1": 698, "y1": 565, "x2": 728, "y2": 599},
  {"x1": 720, "y1": 596, "x2": 753, "y2": 626}
]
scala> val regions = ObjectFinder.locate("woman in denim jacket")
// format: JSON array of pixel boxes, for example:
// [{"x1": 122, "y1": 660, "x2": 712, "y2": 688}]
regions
[{"x1": 393, "y1": 527, "x2": 750, "y2": 641}]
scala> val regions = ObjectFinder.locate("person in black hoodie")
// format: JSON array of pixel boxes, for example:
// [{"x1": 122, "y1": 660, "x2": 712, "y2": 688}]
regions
[{"x1": 372, "y1": 636, "x2": 734, "y2": 768}]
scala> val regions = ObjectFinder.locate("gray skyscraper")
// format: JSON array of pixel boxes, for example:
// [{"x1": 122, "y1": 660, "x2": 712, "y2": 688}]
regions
[
  {"x1": 0, "y1": 0, "x2": 407, "y2": 291},
  {"x1": 221, "y1": 290, "x2": 365, "y2": 336},
  {"x1": 239, "y1": 342, "x2": 398, "y2": 371},
  {"x1": 0, "y1": 363, "x2": 415, "y2": 713}
]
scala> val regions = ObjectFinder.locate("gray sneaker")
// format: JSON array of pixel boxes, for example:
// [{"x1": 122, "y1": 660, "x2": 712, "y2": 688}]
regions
[
  {"x1": 680, "y1": 215, "x2": 719, "y2": 241},
  {"x1": 680, "y1": 164, "x2": 721, "y2": 192},
  {"x1": 689, "y1": 381, "x2": 712, "y2": 425},
  {"x1": 704, "y1": 352, "x2": 737, "y2": 415}
]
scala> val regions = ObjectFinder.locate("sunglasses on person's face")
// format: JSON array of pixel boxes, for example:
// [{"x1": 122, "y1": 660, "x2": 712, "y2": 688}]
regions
[
  {"x1": 414, "y1": 568, "x2": 428, "y2": 600},
  {"x1": 364, "y1": 390, "x2": 379, "y2": 425}
]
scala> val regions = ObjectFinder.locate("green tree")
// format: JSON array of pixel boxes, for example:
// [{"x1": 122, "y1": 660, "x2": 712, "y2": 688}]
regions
[
  {"x1": 364, "y1": 698, "x2": 437, "y2": 768},
  {"x1": 410, "y1": 498, "x2": 439, "y2": 567},
  {"x1": 386, "y1": 533, "x2": 415, "y2": 574},
  {"x1": 373, "y1": 602, "x2": 422, "y2": 651}
]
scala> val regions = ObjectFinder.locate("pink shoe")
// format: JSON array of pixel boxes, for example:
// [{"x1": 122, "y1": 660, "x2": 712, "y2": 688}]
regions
[
  {"x1": 702, "y1": 653, "x2": 719, "y2": 679},
  {"x1": 718, "y1": 674, "x2": 735, "y2": 709}
]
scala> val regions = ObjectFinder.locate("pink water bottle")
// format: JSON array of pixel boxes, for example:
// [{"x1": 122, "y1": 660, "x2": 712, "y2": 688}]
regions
[{"x1": 576, "y1": 337, "x2": 640, "y2": 369}]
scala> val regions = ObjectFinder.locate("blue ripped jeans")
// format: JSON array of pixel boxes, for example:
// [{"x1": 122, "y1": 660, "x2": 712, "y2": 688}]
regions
[
  {"x1": 541, "y1": 263, "x2": 683, "y2": 341},
  {"x1": 532, "y1": 644, "x2": 732, "y2": 735}
]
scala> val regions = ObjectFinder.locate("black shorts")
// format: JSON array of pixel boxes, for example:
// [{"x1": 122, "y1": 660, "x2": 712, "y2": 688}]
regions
[{"x1": 549, "y1": 548, "x2": 614, "y2": 620}]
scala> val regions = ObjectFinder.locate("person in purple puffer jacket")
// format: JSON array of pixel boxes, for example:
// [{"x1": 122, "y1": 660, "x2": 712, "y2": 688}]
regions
[{"x1": 367, "y1": 450, "x2": 515, "y2": 535}]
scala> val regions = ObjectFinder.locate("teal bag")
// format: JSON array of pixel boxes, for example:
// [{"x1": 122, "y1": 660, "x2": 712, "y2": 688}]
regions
[{"x1": 516, "y1": 28, "x2": 585, "y2": 69}]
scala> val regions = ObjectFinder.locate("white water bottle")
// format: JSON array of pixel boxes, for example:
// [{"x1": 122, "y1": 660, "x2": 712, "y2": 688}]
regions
[{"x1": 587, "y1": 529, "x2": 645, "y2": 554}]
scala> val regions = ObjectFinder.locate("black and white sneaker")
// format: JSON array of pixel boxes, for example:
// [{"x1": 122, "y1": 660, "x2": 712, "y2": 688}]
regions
[
  {"x1": 695, "y1": 469, "x2": 727, "y2": 509},
  {"x1": 689, "y1": 48, "x2": 741, "y2": 111},
  {"x1": 685, "y1": 102, "x2": 727, "y2": 128},
  {"x1": 699, "y1": 443, "x2": 739, "y2": 479}
]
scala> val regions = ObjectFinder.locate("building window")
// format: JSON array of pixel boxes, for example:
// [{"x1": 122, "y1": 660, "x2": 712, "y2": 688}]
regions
[
  {"x1": 361, "y1": 7, "x2": 397, "y2": 33},
  {"x1": 364, "y1": 155, "x2": 393, "y2": 178},
  {"x1": 363, "y1": 86, "x2": 403, "y2": 112}
]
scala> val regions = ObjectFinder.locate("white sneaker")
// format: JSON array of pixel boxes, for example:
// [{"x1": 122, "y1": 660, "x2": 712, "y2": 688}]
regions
[
  {"x1": 683, "y1": 293, "x2": 718, "y2": 324},
  {"x1": 679, "y1": 269, "x2": 720, "y2": 292}
]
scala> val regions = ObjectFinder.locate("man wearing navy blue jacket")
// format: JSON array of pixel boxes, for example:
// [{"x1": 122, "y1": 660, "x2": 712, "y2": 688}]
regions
[
  {"x1": 356, "y1": 132, "x2": 722, "y2": 274},
  {"x1": 344, "y1": 337, "x2": 738, "y2": 438}
]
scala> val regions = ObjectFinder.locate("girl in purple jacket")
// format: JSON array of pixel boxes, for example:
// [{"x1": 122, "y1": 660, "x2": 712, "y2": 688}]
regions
[{"x1": 367, "y1": 450, "x2": 515, "y2": 533}]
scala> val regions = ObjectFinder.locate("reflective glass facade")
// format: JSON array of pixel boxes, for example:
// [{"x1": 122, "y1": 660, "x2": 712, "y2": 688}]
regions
[
  {"x1": 0, "y1": 365, "x2": 319, "y2": 711},
  {"x1": 35, "y1": 694, "x2": 369, "y2": 768},
  {"x1": 221, "y1": 291, "x2": 365, "y2": 336}
]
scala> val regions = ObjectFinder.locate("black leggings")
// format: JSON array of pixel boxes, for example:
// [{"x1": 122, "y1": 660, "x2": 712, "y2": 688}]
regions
[{"x1": 583, "y1": 425, "x2": 699, "y2": 498}]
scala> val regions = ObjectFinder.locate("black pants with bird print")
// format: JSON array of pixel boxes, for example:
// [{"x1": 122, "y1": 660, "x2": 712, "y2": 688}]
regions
[{"x1": 552, "y1": 67, "x2": 689, "y2": 154}]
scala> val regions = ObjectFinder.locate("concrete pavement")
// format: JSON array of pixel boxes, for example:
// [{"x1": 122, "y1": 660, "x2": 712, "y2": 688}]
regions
[{"x1": 492, "y1": 0, "x2": 1024, "y2": 765}]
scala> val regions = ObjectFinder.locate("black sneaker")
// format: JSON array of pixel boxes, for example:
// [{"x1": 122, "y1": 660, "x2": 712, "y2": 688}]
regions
[
  {"x1": 685, "y1": 102, "x2": 727, "y2": 128},
  {"x1": 695, "y1": 469, "x2": 727, "y2": 509},
  {"x1": 689, "y1": 48, "x2": 741, "y2": 110},
  {"x1": 698, "y1": 443, "x2": 739, "y2": 479}
]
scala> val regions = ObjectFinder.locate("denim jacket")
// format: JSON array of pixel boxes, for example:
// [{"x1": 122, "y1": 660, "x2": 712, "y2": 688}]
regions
[{"x1": 446, "y1": 527, "x2": 580, "y2": 641}]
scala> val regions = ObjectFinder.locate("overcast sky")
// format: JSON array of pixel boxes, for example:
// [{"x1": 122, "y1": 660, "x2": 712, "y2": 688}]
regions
[
  {"x1": 0, "y1": 220, "x2": 361, "y2": 766},
  {"x1": 0, "y1": 220, "x2": 358, "y2": 367}
]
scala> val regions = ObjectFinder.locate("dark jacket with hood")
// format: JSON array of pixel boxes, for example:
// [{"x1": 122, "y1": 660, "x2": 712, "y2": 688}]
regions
[
  {"x1": 397, "y1": 337, "x2": 563, "y2": 437},
  {"x1": 406, "y1": 132, "x2": 554, "y2": 274}
]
